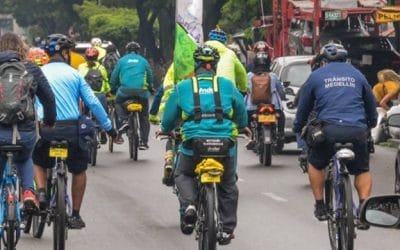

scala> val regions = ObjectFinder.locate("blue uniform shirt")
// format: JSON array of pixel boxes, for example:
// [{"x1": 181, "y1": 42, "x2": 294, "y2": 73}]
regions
[
  {"x1": 37, "y1": 61, "x2": 112, "y2": 131},
  {"x1": 294, "y1": 62, "x2": 377, "y2": 132}
]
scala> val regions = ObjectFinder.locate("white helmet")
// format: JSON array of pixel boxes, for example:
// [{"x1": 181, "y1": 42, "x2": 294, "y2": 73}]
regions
[{"x1": 91, "y1": 37, "x2": 102, "y2": 47}]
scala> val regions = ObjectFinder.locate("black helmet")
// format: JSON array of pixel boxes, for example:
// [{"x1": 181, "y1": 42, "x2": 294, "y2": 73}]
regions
[
  {"x1": 319, "y1": 43, "x2": 348, "y2": 62},
  {"x1": 125, "y1": 41, "x2": 140, "y2": 53},
  {"x1": 193, "y1": 45, "x2": 220, "y2": 65},
  {"x1": 41, "y1": 33, "x2": 74, "y2": 56},
  {"x1": 252, "y1": 53, "x2": 271, "y2": 73},
  {"x1": 106, "y1": 43, "x2": 117, "y2": 53}
]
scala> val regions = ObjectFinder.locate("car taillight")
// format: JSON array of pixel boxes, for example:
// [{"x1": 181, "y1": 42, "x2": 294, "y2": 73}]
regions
[{"x1": 301, "y1": 35, "x2": 313, "y2": 47}]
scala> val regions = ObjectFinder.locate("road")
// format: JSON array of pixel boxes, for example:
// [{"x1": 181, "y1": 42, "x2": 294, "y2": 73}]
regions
[{"x1": 18, "y1": 128, "x2": 399, "y2": 250}]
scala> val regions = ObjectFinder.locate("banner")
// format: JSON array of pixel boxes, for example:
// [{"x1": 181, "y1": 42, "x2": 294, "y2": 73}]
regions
[
  {"x1": 375, "y1": 7, "x2": 400, "y2": 23},
  {"x1": 174, "y1": 0, "x2": 203, "y2": 83}
]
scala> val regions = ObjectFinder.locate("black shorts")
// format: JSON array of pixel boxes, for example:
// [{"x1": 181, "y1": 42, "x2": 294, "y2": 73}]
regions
[
  {"x1": 308, "y1": 124, "x2": 369, "y2": 175},
  {"x1": 33, "y1": 123, "x2": 88, "y2": 174}
]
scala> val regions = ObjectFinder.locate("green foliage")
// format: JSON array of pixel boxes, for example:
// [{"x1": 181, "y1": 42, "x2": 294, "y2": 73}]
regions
[
  {"x1": 74, "y1": 0, "x2": 139, "y2": 51},
  {"x1": 220, "y1": 0, "x2": 271, "y2": 36}
]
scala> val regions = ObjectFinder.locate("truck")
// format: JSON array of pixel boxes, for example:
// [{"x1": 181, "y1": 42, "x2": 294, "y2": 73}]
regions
[{"x1": 251, "y1": 0, "x2": 400, "y2": 84}]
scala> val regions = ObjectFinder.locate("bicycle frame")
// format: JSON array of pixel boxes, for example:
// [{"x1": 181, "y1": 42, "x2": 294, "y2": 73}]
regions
[
  {"x1": 0, "y1": 152, "x2": 21, "y2": 241},
  {"x1": 49, "y1": 158, "x2": 72, "y2": 217}
]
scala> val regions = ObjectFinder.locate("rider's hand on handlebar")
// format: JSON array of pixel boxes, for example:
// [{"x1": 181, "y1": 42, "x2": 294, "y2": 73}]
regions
[{"x1": 240, "y1": 127, "x2": 252, "y2": 139}]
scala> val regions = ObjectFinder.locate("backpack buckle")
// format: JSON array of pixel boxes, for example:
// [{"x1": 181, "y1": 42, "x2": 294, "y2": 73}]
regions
[
  {"x1": 194, "y1": 106, "x2": 202, "y2": 123},
  {"x1": 16, "y1": 111, "x2": 24, "y2": 121},
  {"x1": 215, "y1": 107, "x2": 224, "y2": 123}
]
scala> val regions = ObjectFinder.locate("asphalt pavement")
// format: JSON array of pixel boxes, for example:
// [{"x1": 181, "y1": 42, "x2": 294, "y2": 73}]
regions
[{"x1": 18, "y1": 127, "x2": 400, "y2": 249}]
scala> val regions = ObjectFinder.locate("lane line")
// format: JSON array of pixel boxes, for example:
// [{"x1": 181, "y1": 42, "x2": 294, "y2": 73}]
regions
[
  {"x1": 238, "y1": 178, "x2": 245, "y2": 182},
  {"x1": 262, "y1": 192, "x2": 288, "y2": 202}
]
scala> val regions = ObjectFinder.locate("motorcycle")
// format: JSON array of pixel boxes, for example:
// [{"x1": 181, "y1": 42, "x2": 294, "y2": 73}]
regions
[{"x1": 250, "y1": 104, "x2": 279, "y2": 166}]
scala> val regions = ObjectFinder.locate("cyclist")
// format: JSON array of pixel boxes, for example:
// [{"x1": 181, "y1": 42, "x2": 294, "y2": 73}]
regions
[
  {"x1": 110, "y1": 41, "x2": 154, "y2": 148},
  {"x1": 90, "y1": 37, "x2": 106, "y2": 62},
  {"x1": 245, "y1": 53, "x2": 285, "y2": 150},
  {"x1": 294, "y1": 43, "x2": 377, "y2": 229},
  {"x1": 0, "y1": 32, "x2": 56, "y2": 212},
  {"x1": 101, "y1": 43, "x2": 120, "y2": 80},
  {"x1": 34, "y1": 33, "x2": 117, "y2": 229},
  {"x1": 78, "y1": 47, "x2": 111, "y2": 144},
  {"x1": 160, "y1": 45, "x2": 250, "y2": 245},
  {"x1": 26, "y1": 47, "x2": 49, "y2": 66},
  {"x1": 205, "y1": 27, "x2": 248, "y2": 94}
]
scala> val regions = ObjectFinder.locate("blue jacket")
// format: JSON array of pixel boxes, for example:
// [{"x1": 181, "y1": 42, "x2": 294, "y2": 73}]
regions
[
  {"x1": 294, "y1": 62, "x2": 377, "y2": 132},
  {"x1": 0, "y1": 51, "x2": 56, "y2": 129},
  {"x1": 37, "y1": 60, "x2": 111, "y2": 131},
  {"x1": 245, "y1": 72, "x2": 284, "y2": 111},
  {"x1": 110, "y1": 52, "x2": 153, "y2": 99},
  {"x1": 161, "y1": 72, "x2": 248, "y2": 156}
]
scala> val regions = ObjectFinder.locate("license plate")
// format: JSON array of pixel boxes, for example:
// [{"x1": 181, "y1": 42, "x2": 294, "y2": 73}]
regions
[
  {"x1": 325, "y1": 11, "x2": 343, "y2": 21},
  {"x1": 201, "y1": 173, "x2": 221, "y2": 183},
  {"x1": 49, "y1": 147, "x2": 68, "y2": 158},
  {"x1": 258, "y1": 114, "x2": 276, "y2": 123}
]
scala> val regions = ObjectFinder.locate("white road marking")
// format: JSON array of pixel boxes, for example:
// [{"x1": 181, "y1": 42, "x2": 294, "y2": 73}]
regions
[
  {"x1": 238, "y1": 178, "x2": 245, "y2": 182},
  {"x1": 262, "y1": 192, "x2": 288, "y2": 202}
]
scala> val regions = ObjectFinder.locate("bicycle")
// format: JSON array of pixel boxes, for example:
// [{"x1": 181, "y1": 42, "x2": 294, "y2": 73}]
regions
[
  {"x1": 86, "y1": 111, "x2": 101, "y2": 167},
  {"x1": 30, "y1": 140, "x2": 72, "y2": 250},
  {"x1": 325, "y1": 143, "x2": 356, "y2": 250},
  {"x1": 191, "y1": 138, "x2": 233, "y2": 250},
  {"x1": 157, "y1": 131, "x2": 182, "y2": 188},
  {"x1": 0, "y1": 144, "x2": 25, "y2": 250},
  {"x1": 123, "y1": 100, "x2": 142, "y2": 161}
]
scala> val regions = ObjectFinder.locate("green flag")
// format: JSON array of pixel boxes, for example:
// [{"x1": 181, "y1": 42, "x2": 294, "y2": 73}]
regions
[{"x1": 173, "y1": 23, "x2": 197, "y2": 83}]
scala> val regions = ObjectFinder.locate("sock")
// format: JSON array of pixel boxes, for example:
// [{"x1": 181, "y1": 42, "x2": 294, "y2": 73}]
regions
[
  {"x1": 315, "y1": 199, "x2": 324, "y2": 206},
  {"x1": 72, "y1": 209, "x2": 80, "y2": 217}
]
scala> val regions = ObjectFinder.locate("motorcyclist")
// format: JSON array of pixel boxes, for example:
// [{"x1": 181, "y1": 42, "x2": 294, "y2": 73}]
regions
[
  {"x1": 294, "y1": 43, "x2": 377, "y2": 230},
  {"x1": 160, "y1": 45, "x2": 249, "y2": 245}
]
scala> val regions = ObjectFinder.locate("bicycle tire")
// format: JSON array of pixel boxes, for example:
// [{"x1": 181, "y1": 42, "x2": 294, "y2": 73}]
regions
[
  {"x1": 395, "y1": 160, "x2": 400, "y2": 193},
  {"x1": 199, "y1": 185, "x2": 217, "y2": 250},
  {"x1": 22, "y1": 213, "x2": 32, "y2": 234},
  {"x1": 128, "y1": 115, "x2": 139, "y2": 161},
  {"x1": 53, "y1": 175, "x2": 67, "y2": 250},
  {"x1": 325, "y1": 170, "x2": 338, "y2": 250},
  {"x1": 32, "y1": 213, "x2": 46, "y2": 239},
  {"x1": 91, "y1": 137, "x2": 98, "y2": 167},
  {"x1": 109, "y1": 109, "x2": 115, "y2": 153},
  {"x1": 4, "y1": 184, "x2": 16, "y2": 250},
  {"x1": 338, "y1": 175, "x2": 355, "y2": 250}
]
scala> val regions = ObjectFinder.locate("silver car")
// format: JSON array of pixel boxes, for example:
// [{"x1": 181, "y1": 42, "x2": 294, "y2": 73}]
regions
[{"x1": 270, "y1": 55, "x2": 313, "y2": 142}]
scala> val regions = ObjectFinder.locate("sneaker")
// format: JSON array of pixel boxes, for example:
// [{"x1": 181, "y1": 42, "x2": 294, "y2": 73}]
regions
[
  {"x1": 139, "y1": 142, "x2": 149, "y2": 150},
  {"x1": 218, "y1": 232, "x2": 235, "y2": 245},
  {"x1": 184, "y1": 205, "x2": 197, "y2": 224},
  {"x1": 23, "y1": 189, "x2": 39, "y2": 213},
  {"x1": 149, "y1": 114, "x2": 160, "y2": 125},
  {"x1": 245, "y1": 140, "x2": 256, "y2": 150},
  {"x1": 314, "y1": 203, "x2": 328, "y2": 221},
  {"x1": 356, "y1": 220, "x2": 370, "y2": 230},
  {"x1": 114, "y1": 134, "x2": 124, "y2": 144},
  {"x1": 36, "y1": 188, "x2": 47, "y2": 210},
  {"x1": 68, "y1": 215, "x2": 86, "y2": 229},
  {"x1": 180, "y1": 214, "x2": 194, "y2": 235},
  {"x1": 100, "y1": 131, "x2": 108, "y2": 144},
  {"x1": 162, "y1": 165, "x2": 174, "y2": 187},
  {"x1": 118, "y1": 120, "x2": 129, "y2": 134}
]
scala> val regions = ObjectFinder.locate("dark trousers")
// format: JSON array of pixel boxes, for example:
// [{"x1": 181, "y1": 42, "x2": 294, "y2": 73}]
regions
[{"x1": 174, "y1": 153, "x2": 238, "y2": 233}]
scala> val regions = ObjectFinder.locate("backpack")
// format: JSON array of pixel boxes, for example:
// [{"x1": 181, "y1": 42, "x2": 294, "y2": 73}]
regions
[
  {"x1": 250, "y1": 72, "x2": 272, "y2": 105},
  {"x1": 0, "y1": 60, "x2": 35, "y2": 125},
  {"x1": 102, "y1": 53, "x2": 119, "y2": 78},
  {"x1": 85, "y1": 67, "x2": 103, "y2": 92}
]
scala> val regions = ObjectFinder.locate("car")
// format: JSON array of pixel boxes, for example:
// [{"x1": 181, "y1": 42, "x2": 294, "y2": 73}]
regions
[
  {"x1": 72, "y1": 40, "x2": 117, "y2": 56},
  {"x1": 270, "y1": 55, "x2": 314, "y2": 145}
]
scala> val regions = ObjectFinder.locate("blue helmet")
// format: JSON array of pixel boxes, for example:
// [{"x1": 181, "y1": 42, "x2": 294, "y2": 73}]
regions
[
  {"x1": 208, "y1": 28, "x2": 227, "y2": 44},
  {"x1": 319, "y1": 43, "x2": 348, "y2": 62},
  {"x1": 41, "y1": 33, "x2": 74, "y2": 56}
]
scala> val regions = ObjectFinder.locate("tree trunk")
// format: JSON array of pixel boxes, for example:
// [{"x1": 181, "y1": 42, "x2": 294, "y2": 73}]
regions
[
  {"x1": 203, "y1": 0, "x2": 229, "y2": 36},
  {"x1": 158, "y1": 1, "x2": 175, "y2": 63}
]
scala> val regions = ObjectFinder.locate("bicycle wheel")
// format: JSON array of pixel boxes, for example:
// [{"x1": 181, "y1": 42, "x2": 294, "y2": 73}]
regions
[
  {"x1": 338, "y1": 175, "x2": 355, "y2": 250},
  {"x1": 128, "y1": 115, "x2": 139, "y2": 161},
  {"x1": 325, "y1": 171, "x2": 338, "y2": 250},
  {"x1": 22, "y1": 213, "x2": 32, "y2": 234},
  {"x1": 4, "y1": 184, "x2": 17, "y2": 250},
  {"x1": 198, "y1": 185, "x2": 217, "y2": 250},
  {"x1": 395, "y1": 160, "x2": 400, "y2": 193},
  {"x1": 108, "y1": 109, "x2": 115, "y2": 153},
  {"x1": 32, "y1": 213, "x2": 46, "y2": 239},
  {"x1": 53, "y1": 175, "x2": 67, "y2": 250},
  {"x1": 91, "y1": 130, "x2": 99, "y2": 167}
]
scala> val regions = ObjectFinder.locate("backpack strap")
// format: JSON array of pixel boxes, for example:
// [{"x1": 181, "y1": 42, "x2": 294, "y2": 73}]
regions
[
  {"x1": 212, "y1": 77, "x2": 224, "y2": 123},
  {"x1": 191, "y1": 77, "x2": 202, "y2": 123},
  {"x1": 12, "y1": 124, "x2": 21, "y2": 145}
]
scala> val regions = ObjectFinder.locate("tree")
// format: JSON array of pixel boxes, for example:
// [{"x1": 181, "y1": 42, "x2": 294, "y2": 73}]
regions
[
  {"x1": 219, "y1": 0, "x2": 271, "y2": 36},
  {"x1": 0, "y1": 0, "x2": 83, "y2": 37}
]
